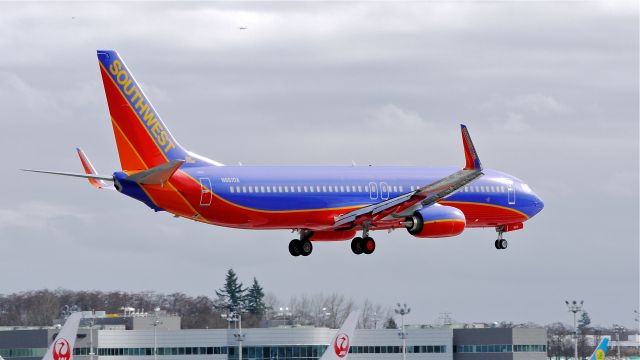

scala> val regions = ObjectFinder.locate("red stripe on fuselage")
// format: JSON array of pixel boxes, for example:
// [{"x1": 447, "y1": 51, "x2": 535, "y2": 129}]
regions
[{"x1": 439, "y1": 201, "x2": 528, "y2": 227}]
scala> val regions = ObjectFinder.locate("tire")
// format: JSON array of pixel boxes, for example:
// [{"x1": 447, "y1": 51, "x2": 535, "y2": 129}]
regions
[
  {"x1": 301, "y1": 240, "x2": 313, "y2": 256},
  {"x1": 351, "y1": 237, "x2": 363, "y2": 255},
  {"x1": 362, "y1": 237, "x2": 376, "y2": 255},
  {"x1": 499, "y1": 239, "x2": 508, "y2": 249},
  {"x1": 494, "y1": 239, "x2": 500, "y2": 249},
  {"x1": 288, "y1": 239, "x2": 301, "y2": 256}
]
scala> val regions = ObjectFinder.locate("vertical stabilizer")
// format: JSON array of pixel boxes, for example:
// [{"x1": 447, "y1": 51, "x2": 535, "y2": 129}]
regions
[
  {"x1": 97, "y1": 50, "x2": 188, "y2": 170},
  {"x1": 42, "y1": 312, "x2": 82, "y2": 360},
  {"x1": 588, "y1": 337, "x2": 609, "y2": 360},
  {"x1": 320, "y1": 310, "x2": 360, "y2": 360}
]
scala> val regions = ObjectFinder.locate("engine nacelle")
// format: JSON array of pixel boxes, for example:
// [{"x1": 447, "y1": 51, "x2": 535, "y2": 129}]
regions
[{"x1": 405, "y1": 204, "x2": 466, "y2": 238}]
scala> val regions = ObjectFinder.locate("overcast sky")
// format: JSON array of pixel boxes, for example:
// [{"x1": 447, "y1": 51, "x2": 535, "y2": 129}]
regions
[{"x1": 0, "y1": 2, "x2": 637, "y2": 328}]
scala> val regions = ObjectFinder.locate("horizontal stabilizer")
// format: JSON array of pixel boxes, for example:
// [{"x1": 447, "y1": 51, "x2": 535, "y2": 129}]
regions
[
  {"x1": 21, "y1": 169, "x2": 114, "y2": 182},
  {"x1": 126, "y1": 160, "x2": 184, "y2": 185}
]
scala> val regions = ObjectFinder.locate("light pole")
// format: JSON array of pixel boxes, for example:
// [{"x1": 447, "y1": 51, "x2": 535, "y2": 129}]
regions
[
  {"x1": 152, "y1": 307, "x2": 162, "y2": 360},
  {"x1": 316, "y1": 307, "x2": 330, "y2": 327},
  {"x1": 88, "y1": 311, "x2": 95, "y2": 360},
  {"x1": 634, "y1": 310, "x2": 639, "y2": 356},
  {"x1": 222, "y1": 311, "x2": 245, "y2": 360},
  {"x1": 613, "y1": 324, "x2": 625, "y2": 360},
  {"x1": 565, "y1": 300, "x2": 583, "y2": 360},
  {"x1": 395, "y1": 303, "x2": 411, "y2": 360}
]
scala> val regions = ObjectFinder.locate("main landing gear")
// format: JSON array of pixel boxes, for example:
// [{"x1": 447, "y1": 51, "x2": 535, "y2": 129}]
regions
[
  {"x1": 289, "y1": 238, "x2": 313, "y2": 257},
  {"x1": 351, "y1": 224, "x2": 375, "y2": 255},
  {"x1": 494, "y1": 227, "x2": 508, "y2": 250},
  {"x1": 289, "y1": 230, "x2": 313, "y2": 257}
]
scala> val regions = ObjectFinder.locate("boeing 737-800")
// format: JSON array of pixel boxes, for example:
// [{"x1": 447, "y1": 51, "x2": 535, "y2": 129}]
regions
[{"x1": 24, "y1": 50, "x2": 544, "y2": 256}]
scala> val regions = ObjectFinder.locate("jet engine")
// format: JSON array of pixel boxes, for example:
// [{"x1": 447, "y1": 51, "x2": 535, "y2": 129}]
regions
[{"x1": 405, "y1": 204, "x2": 466, "y2": 238}]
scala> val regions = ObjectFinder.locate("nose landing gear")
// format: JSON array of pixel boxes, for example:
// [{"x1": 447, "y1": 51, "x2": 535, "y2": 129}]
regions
[{"x1": 494, "y1": 227, "x2": 508, "y2": 250}]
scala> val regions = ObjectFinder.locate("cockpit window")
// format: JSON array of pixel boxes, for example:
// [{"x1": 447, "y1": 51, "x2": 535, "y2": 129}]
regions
[{"x1": 521, "y1": 184, "x2": 532, "y2": 193}]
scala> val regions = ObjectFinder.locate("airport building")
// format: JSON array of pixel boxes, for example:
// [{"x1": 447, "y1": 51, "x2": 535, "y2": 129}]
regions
[{"x1": 0, "y1": 313, "x2": 547, "y2": 360}]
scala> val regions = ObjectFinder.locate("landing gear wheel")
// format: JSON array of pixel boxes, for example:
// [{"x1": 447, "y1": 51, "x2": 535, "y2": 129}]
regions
[
  {"x1": 362, "y1": 237, "x2": 376, "y2": 254},
  {"x1": 351, "y1": 237, "x2": 364, "y2": 255},
  {"x1": 494, "y1": 239, "x2": 500, "y2": 249},
  {"x1": 499, "y1": 239, "x2": 508, "y2": 249},
  {"x1": 300, "y1": 240, "x2": 313, "y2": 256},
  {"x1": 288, "y1": 239, "x2": 301, "y2": 256}
]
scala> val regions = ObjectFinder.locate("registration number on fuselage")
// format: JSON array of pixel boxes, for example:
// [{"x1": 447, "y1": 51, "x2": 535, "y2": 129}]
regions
[{"x1": 220, "y1": 177, "x2": 240, "y2": 183}]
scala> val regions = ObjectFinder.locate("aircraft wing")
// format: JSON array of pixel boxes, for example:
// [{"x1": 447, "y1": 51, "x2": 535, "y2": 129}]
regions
[{"x1": 334, "y1": 124, "x2": 483, "y2": 228}]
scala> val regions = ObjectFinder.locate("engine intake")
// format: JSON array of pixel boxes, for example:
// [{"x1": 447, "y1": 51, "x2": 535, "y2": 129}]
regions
[{"x1": 406, "y1": 204, "x2": 466, "y2": 238}]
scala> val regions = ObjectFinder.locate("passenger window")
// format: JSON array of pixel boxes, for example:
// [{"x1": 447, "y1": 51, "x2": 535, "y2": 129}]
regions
[
  {"x1": 359, "y1": 186, "x2": 363, "y2": 192},
  {"x1": 242, "y1": 186, "x2": 247, "y2": 193},
  {"x1": 410, "y1": 186, "x2": 415, "y2": 191},
  {"x1": 316, "y1": 186, "x2": 321, "y2": 192},
  {"x1": 290, "y1": 186, "x2": 295, "y2": 192},
  {"x1": 278, "y1": 186, "x2": 283, "y2": 192},
  {"x1": 230, "y1": 186, "x2": 235, "y2": 193},
  {"x1": 303, "y1": 186, "x2": 308, "y2": 192},
  {"x1": 266, "y1": 186, "x2": 271, "y2": 193},
  {"x1": 254, "y1": 186, "x2": 259, "y2": 192},
  {"x1": 322, "y1": 186, "x2": 327, "y2": 192},
  {"x1": 260, "y1": 186, "x2": 265, "y2": 193},
  {"x1": 501, "y1": 186, "x2": 505, "y2": 192},
  {"x1": 393, "y1": 185, "x2": 398, "y2": 192},
  {"x1": 340, "y1": 186, "x2": 345, "y2": 192},
  {"x1": 309, "y1": 186, "x2": 314, "y2": 193},
  {"x1": 328, "y1": 186, "x2": 333, "y2": 192},
  {"x1": 297, "y1": 186, "x2": 302, "y2": 192},
  {"x1": 399, "y1": 185, "x2": 403, "y2": 192},
  {"x1": 235, "y1": 186, "x2": 240, "y2": 193},
  {"x1": 284, "y1": 186, "x2": 289, "y2": 193},
  {"x1": 248, "y1": 187, "x2": 253, "y2": 193},
  {"x1": 352, "y1": 185, "x2": 356, "y2": 192}
]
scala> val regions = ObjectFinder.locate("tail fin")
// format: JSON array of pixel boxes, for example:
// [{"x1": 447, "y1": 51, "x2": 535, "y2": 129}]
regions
[
  {"x1": 42, "y1": 312, "x2": 82, "y2": 360},
  {"x1": 461, "y1": 124, "x2": 482, "y2": 171},
  {"x1": 588, "y1": 337, "x2": 609, "y2": 360},
  {"x1": 320, "y1": 310, "x2": 360, "y2": 360},
  {"x1": 97, "y1": 50, "x2": 188, "y2": 171}
]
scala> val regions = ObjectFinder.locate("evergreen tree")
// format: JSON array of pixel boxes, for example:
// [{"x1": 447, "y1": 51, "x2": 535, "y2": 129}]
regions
[
  {"x1": 214, "y1": 269, "x2": 246, "y2": 313},
  {"x1": 384, "y1": 316, "x2": 398, "y2": 329},
  {"x1": 245, "y1": 278, "x2": 267, "y2": 317},
  {"x1": 577, "y1": 311, "x2": 591, "y2": 332}
]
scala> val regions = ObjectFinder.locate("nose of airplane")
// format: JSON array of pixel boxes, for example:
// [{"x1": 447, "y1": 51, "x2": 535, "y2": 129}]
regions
[{"x1": 531, "y1": 194, "x2": 544, "y2": 217}]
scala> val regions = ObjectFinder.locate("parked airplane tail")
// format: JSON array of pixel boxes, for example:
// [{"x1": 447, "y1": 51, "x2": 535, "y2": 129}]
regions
[
  {"x1": 42, "y1": 312, "x2": 82, "y2": 360},
  {"x1": 588, "y1": 337, "x2": 609, "y2": 360},
  {"x1": 320, "y1": 310, "x2": 360, "y2": 360}
]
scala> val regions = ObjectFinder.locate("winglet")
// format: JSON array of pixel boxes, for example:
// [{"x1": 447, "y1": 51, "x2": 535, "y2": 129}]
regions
[
  {"x1": 77, "y1": 148, "x2": 111, "y2": 189},
  {"x1": 461, "y1": 124, "x2": 482, "y2": 171},
  {"x1": 588, "y1": 337, "x2": 609, "y2": 360}
]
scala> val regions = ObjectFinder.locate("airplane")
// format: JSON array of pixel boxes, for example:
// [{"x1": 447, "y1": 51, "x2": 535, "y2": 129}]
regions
[
  {"x1": 44, "y1": 312, "x2": 82, "y2": 360},
  {"x1": 588, "y1": 337, "x2": 609, "y2": 360},
  {"x1": 320, "y1": 310, "x2": 360, "y2": 360},
  {"x1": 23, "y1": 50, "x2": 544, "y2": 257}
]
